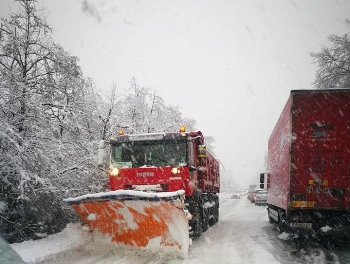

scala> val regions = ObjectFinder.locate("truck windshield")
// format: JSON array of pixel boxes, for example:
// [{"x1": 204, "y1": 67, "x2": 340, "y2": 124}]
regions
[{"x1": 111, "y1": 139, "x2": 187, "y2": 168}]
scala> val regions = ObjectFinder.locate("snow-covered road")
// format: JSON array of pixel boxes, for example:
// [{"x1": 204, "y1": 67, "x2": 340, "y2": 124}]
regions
[{"x1": 12, "y1": 193, "x2": 350, "y2": 264}]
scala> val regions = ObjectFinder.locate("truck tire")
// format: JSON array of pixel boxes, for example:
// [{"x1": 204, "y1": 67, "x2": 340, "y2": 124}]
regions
[
  {"x1": 192, "y1": 206, "x2": 203, "y2": 239},
  {"x1": 276, "y1": 210, "x2": 288, "y2": 233},
  {"x1": 209, "y1": 195, "x2": 219, "y2": 225},
  {"x1": 214, "y1": 199, "x2": 219, "y2": 224},
  {"x1": 201, "y1": 196, "x2": 209, "y2": 232},
  {"x1": 209, "y1": 213, "x2": 216, "y2": 226}
]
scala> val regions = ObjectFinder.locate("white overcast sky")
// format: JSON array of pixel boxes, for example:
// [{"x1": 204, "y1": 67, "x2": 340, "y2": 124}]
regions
[{"x1": 1, "y1": 0, "x2": 349, "y2": 188}]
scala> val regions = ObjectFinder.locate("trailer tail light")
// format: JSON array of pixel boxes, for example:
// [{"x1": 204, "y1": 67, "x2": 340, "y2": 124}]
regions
[
  {"x1": 308, "y1": 179, "x2": 328, "y2": 185},
  {"x1": 290, "y1": 201, "x2": 315, "y2": 208}
]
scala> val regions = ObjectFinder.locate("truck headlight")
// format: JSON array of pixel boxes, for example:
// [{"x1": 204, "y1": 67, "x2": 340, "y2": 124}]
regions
[
  {"x1": 109, "y1": 167, "x2": 119, "y2": 176},
  {"x1": 171, "y1": 167, "x2": 180, "y2": 174}
]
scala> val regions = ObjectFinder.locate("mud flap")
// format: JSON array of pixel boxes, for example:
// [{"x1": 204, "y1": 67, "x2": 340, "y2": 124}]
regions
[{"x1": 64, "y1": 190, "x2": 190, "y2": 256}]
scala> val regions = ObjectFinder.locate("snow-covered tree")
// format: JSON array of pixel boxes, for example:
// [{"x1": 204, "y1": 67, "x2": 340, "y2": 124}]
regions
[
  {"x1": 98, "y1": 84, "x2": 120, "y2": 140},
  {"x1": 0, "y1": 0, "x2": 103, "y2": 243},
  {"x1": 120, "y1": 77, "x2": 149, "y2": 133},
  {"x1": 116, "y1": 77, "x2": 197, "y2": 135},
  {"x1": 311, "y1": 20, "x2": 350, "y2": 89}
]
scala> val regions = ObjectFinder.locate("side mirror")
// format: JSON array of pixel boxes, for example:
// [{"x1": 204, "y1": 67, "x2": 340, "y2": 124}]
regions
[
  {"x1": 97, "y1": 140, "x2": 106, "y2": 167},
  {"x1": 260, "y1": 173, "x2": 265, "y2": 189}
]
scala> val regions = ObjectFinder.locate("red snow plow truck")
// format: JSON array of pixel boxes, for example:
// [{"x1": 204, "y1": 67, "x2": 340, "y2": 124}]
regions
[
  {"x1": 260, "y1": 89, "x2": 350, "y2": 237},
  {"x1": 65, "y1": 126, "x2": 220, "y2": 256}
]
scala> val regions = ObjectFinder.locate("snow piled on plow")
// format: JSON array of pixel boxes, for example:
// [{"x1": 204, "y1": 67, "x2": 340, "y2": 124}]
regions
[{"x1": 64, "y1": 189, "x2": 186, "y2": 203}]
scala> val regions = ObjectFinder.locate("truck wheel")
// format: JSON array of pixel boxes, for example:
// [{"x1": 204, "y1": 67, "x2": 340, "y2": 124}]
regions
[
  {"x1": 208, "y1": 195, "x2": 217, "y2": 226},
  {"x1": 210, "y1": 204, "x2": 219, "y2": 225},
  {"x1": 293, "y1": 234, "x2": 306, "y2": 250},
  {"x1": 209, "y1": 215, "x2": 216, "y2": 226},
  {"x1": 216, "y1": 208, "x2": 219, "y2": 223},
  {"x1": 276, "y1": 224, "x2": 284, "y2": 234},
  {"x1": 276, "y1": 210, "x2": 288, "y2": 233},
  {"x1": 276, "y1": 220, "x2": 288, "y2": 234},
  {"x1": 201, "y1": 201, "x2": 209, "y2": 232},
  {"x1": 192, "y1": 207, "x2": 203, "y2": 239}
]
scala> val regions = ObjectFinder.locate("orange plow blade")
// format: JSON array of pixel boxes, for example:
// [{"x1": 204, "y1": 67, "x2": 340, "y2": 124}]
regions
[{"x1": 64, "y1": 190, "x2": 190, "y2": 256}]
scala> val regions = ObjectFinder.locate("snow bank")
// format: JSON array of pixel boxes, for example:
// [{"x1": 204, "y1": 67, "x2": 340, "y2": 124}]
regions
[
  {"x1": 12, "y1": 223, "x2": 188, "y2": 263},
  {"x1": 11, "y1": 224, "x2": 87, "y2": 263}
]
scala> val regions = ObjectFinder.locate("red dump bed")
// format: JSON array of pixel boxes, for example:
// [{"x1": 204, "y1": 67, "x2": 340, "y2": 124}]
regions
[
  {"x1": 200, "y1": 151, "x2": 220, "y2": 193},
  {"x1": 267, "y1": 89, "x2": 350, "y2": 211}
]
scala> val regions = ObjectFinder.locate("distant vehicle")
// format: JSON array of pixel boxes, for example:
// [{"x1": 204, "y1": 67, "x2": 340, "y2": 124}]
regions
[
  {"x1": 231, "y1": 193, "x2": 241, "y2": 199},
  {"x1": 247, "y1": 185, "x2": 257, "y2": 200},
  {"x1": 261, "y1": 89, "x2": 350, "y2": 235},
  {"x1": 249, "y1": 184, "x2": 257, "y2": 190},
  {"x1": 254, "y1": 190, "x2": 267, "y2": 206},
  {"x1": 240, "y1": 190, "x2": 248, "y2": 196},
  {"x1": 248, "y1": 188, "x2": 263, "y2": 203},
  {"x1": 247, "y1": 191, "x2": 253, "y2": 200}
]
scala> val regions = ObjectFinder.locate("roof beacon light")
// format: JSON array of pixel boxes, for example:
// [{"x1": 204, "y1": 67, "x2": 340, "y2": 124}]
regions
[
  {"x1": 118, "y1": 129, "x2": 125, "y2": 135},
  {"x1": 180, "y1": 125, "x2": 186, "y2": 133}
]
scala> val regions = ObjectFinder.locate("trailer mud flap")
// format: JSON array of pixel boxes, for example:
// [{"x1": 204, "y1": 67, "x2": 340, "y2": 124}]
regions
[{"x1": 65, "y1": 190, "x2": 190, "y2": 257}]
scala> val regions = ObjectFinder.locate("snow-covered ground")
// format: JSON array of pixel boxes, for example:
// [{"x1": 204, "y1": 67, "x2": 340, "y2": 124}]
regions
[{"x1": 10, "y1": 193, "x2": 350, "y2": 264}]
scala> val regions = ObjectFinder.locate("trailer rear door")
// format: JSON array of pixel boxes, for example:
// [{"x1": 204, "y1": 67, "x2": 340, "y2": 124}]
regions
[{"x1": 291, "y1": 90, "x2": 350, "y2": 210}]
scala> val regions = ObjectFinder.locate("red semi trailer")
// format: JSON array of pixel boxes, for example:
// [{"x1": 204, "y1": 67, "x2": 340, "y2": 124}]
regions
[{"x1": 261, "y1": 89, "x2": 350, "y2": 235}]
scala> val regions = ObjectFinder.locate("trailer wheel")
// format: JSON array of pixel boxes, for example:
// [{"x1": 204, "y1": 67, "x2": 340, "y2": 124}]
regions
[
  {"x1": 276, "y1": 210, "x2": 288, "y2": 234},
  {"x1": 293, "y1": 234, "x2": 307, "y2": 250}
]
